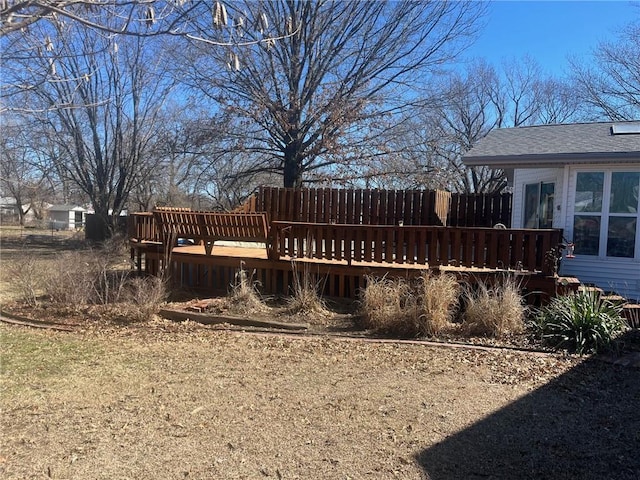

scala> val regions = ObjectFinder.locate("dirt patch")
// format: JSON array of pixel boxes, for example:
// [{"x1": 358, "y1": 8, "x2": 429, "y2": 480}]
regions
[
  {"x1": 2, "y1": 321, "x2": 639, "y2": 480},
  {"x1": 2, "y1": 228, "x2": 639, "y2": 479}
]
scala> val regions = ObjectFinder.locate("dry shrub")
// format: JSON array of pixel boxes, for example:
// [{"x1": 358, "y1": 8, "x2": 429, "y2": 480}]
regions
[
  {"x1": 42, "y1": 240, "x2": 131, "y2": 308},
  {"x1": 4, "y1": 252, "x2": 42, "y2": 306},
  {"x1": 44, "y1": 252, "x2": 96, "y2": 306},
  {"x1": 462, "y1": 276, "x2": 525, "y2": 337},
  {"x1": 359, "y1": 275, "x2": 419, "y2": 336},
  {"x1": 224, "y1": 266, "x2": 267, "y2": 315},
  {"x1": 285, "y1": 262, "x2": 329, "y2": 317},
  {"x1": 360, "y1": 273, "x2": 459, "y2": 337},
  {"x1": 121, "y1": 275, "x2": 169, "y2": 321},
  {"x1": 417, "y1": 272, "x2": 460, "y2": 336}
]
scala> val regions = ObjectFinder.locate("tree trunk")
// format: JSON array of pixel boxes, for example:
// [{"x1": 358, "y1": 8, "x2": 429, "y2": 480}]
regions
[{"x1": 283, "y1": 148, "x2": 303, "y2": 188}]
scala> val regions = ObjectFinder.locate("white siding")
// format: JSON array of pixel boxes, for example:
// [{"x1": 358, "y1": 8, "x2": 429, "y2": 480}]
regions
[
  {"x1": 512, "y1": 168, "x2": 563, "y2": 228},
  {"x1": 560, "y1": 257, "x2": 640, "y2": 301},
  {"x1": 559, "y1": 164, "x2": 640, "y2": 301}
]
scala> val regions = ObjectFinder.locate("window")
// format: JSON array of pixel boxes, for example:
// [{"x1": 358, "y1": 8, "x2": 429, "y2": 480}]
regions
[{"x1": 573, "y1": 171, "x2": 640, "y2": 258}]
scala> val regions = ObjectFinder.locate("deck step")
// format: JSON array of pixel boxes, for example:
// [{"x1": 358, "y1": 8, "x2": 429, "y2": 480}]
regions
[
  {"x1": 577, "y1": 285, "x2": 605, "y2": 295},
  {"x1": 601, "y1": 294, "x2": 626, "y2": 304},
  {"x1": 622, "y1": 304, "x2": 640, "y2": 329}
]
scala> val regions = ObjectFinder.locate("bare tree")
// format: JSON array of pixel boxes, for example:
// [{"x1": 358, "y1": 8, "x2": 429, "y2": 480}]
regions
[
  {"x1": 4, "y1": 14, "x2": 176, "y2": 233},
  {"x1": 379, "y1": 58, "x2": 582, "y2": 194},
  {"x1": 1, "y1": 0, "x2": 285, "y2": 41},
  {"x1": 179, "y1": 0, "x2": 485, "y2": 188},
  {"x1": 571, "y1": 18, "x2": 640, "y2": 120},
  {"x1": 0, "y1": 115, "x2": 56, "y2": 224}
]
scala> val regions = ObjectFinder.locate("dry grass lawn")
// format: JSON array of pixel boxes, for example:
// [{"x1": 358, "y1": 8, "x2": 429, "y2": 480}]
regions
[{"x1": 1, "y1": 227, "x2": 639, "y2": 479}]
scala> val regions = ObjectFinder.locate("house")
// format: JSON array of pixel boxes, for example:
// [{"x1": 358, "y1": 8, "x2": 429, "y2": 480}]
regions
[
  {"x1": 463, "y1": 121, "x2": 640, "y2": 301},
  {"x1": 46, "y1": 204, "x2": 89, "y2": 230}
]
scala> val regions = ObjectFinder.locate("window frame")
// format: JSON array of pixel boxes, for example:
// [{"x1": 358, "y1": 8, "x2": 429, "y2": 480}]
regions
[{"x1": 569, "y1": 167, "x2": 640, "y2": 261}]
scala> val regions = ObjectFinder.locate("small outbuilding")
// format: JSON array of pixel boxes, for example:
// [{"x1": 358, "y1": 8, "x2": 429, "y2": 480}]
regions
[
  {"x1": 463, "y1": 121, "x2": 640, "y2": 301},
  {"x1": 46, "y1": 204, "x2": 88, "y2": 231}
]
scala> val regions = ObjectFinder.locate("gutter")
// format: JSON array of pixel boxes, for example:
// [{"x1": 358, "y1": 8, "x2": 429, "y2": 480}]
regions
[{"x1": 463, "y1": 151, "x2": 640, "y2": 168}]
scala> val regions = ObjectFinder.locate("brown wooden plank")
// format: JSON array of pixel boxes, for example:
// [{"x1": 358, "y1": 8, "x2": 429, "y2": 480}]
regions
[
  {"x1": 427, "y1": 228, "x2": 438, "y2": 265},
  {"x1": 387, "y1": 190, "x2": 396, "y2": 225},
  {"x1": 374, "y1": 227, "x2": 383, "y2": 263},
  {"x1": 384, "y1": 227, "x2": 394, "y2": 262},
  {"x1": 497, "y1": 230, "x2": 510, "y2": 268},
  {"x1": 395, "y1": 226, "x2": 404, "y2": 263},
  {"x1": 451, "y1": 228, "x2": 462, "y2": 267},
  {"x1": 421, "y1": 191, "x2": 431, "y2": 225},
  {"x1": 346, "y1": 189, "x2": 355, "y2": 224},
  {"x1": 369, "y1": 189, "x2": 379, "y2": 225},
  {"x1": 416, "y1": 229, "x2": 427, "y2": 264},
  {"x1": 379, "y1": 190, "x2": 387, "y2": 225},
  {"x1": 411, "y1": 190, "x2": 421, "y2": 226},
  {"x1": 396, "y1": 190, "x2": 404, "y2": 225},
  {"x1": 525, "y1": 231, "x2": 537, "y2": 271},
  {"x1": 438, "y1": 228, "x2": 450, "y2": 265},
  {"x1": 338, "y1": 188, "x2": 347, "y2": 224},
  {"x1": 361, "y1": 189, "x2": 369, "y2": 225},
  {"x1": 406, "y1": 227, "x2": 416, "y2": 263},
  {"x1": 365, "y1": 225, "x2": 374, "y2": 262},
  {"x1": 329, "y1": 189, "x2": 337, "y2": 224}
]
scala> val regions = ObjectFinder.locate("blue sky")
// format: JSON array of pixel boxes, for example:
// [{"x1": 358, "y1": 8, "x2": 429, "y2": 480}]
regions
[{"x1": 462, "y1": 1, "x2": 638, "y2": 76}]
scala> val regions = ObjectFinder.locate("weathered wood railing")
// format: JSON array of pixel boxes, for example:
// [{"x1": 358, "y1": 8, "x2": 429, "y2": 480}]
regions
[
  {"x1": 271, "y1": 221, "x2": 562, "y2": 275},
  {"x1": 128, "y1": 212, "x2": 160, "y2": 243},
  {"x1": 128, "y1": 212, "x2": 563, "y2": 275}
]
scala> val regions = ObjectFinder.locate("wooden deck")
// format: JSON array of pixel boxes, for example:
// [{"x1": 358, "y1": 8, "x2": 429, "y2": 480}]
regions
[{"x1": 128, "y1": 211, "x2": 574, "y2": 302}]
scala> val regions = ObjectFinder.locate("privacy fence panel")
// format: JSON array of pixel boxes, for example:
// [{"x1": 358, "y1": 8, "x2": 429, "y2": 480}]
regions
[{"x1": 251, "y1": 187, "x2": 511, "y2": 228}]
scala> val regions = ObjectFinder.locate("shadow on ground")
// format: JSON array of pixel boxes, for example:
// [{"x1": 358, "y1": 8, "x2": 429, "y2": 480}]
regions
[{"x1": 416, "y1": 331, "x2": 640, "y2": 480}]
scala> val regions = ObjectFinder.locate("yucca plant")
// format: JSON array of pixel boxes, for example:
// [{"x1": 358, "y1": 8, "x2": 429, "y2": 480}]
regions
[{"x1": 533, "y1": 290, "x2": 626, "y2": 354}]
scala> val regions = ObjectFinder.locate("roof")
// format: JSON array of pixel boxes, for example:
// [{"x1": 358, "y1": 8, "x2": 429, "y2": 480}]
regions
[
  {"x1": 463, "y1": 121, "x2": 640, "y2": 168},
  {"x1": 48, "y1": 204, "x2": 87, "y2": 212}
]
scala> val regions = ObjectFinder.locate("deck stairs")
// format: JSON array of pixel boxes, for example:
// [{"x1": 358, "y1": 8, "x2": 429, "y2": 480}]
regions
[{"x1": 576, "y1": 285, "x2": 640, "y2": 329}]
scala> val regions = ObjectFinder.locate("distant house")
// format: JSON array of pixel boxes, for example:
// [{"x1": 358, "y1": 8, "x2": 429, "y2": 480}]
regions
[
  {"x1": 46, "y1": 204, "x2": 88, "y2": 230},
  {"x1": 0, "y1": 197, "x2": 39, "y2": 225},
  {"x1": 463, "y1": 121, "x2": 640, "y2": 301}
]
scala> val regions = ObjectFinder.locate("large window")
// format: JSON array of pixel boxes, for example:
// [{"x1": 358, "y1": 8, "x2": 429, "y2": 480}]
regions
[{"x1": 573, "y1": 171, "x2": 640, "y2": 258}]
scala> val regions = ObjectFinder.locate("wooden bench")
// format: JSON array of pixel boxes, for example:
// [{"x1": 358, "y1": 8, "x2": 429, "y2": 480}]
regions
[{"x1": 153, "y1": 210, "x2": 270, "y2": 256}]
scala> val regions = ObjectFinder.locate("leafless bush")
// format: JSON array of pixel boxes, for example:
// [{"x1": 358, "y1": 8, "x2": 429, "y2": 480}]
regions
[
  {"x1": 462, "y1": 276, "x2": 526, "y2": 337},
  {"x1": 120, "y1": 275, "x2": 169, "y2": 322},
  {"x1": 4, "y1": 253, "x2": 42, "y2": 307},
  {"x1": 44, "y1": 252, "x2": 96, "y2": 307},
  {"x1": 42, "y1": 239, "x2": 132, "y2": 308}
]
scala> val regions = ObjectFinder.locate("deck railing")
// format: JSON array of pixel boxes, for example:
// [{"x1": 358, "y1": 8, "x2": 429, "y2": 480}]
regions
[
  {"x1": 271, "y1": 221, "x2": 562, "y2": 275},
  {"x1": 128, "y1": 213, "x2": 563, "y2": 275},
  {"x1": 128, "y1": 212, "x2": 160, "y2": 243}
]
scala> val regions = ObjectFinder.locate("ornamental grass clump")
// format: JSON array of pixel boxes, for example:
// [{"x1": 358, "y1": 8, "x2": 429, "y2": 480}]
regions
[
  {"x1": 360, "y1": 272, "x2": 459, "y2": 337},
  {"x1": 225, "y1": 265, "x2": 268, "y2": 315},
  {"x1": 462, "y1": 276, "x2": 526, "y2": 338},
  {"x1": 416, "y1": 272, "x2": 459, "y2": 336},
  {"x1": 359, "y1": 275, "x2": 418, "y2": 336},
  {"x1": 532, "y1": 290, "x2": 626, "y2": 354},
  {"x1": 286, "y1": 266, "x2": 329, "y2": 317}
]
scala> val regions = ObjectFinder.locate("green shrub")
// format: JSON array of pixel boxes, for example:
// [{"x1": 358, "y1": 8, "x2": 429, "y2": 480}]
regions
[{"x1": 532, "y1": 291, "x2": 626, "y2": 354}]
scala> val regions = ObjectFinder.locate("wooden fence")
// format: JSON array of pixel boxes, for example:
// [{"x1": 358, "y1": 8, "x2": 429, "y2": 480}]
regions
[
  {"x1": 271, "y1": 221, "x2": 561, "y2": 275},
  {"x1": 250, "y1": 187, "x2": 511, "y2": 228}
]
